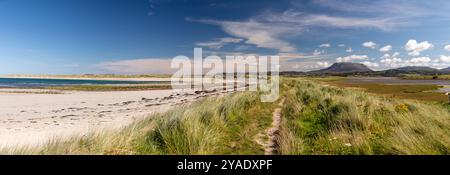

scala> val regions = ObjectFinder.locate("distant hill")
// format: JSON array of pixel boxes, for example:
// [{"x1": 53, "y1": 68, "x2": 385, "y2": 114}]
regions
[
  {"x1": 381, "y1": 66, "x2": 440, "y2": 75},
  {"x1": 390, "y1": 66, "x2": 438, "y2": 72},
  {"x1": 308, "y1": 62, "x2": 373, "y2": 75},
  {"x1": 440, "y1": 67, "x2": 450, "y2": 73},
  {"x1": 280, "y1": 64, "x2": 450, "y2": 77},
  {"x1": 280, "y1": 71, "x2": 305, "y2": 76}
]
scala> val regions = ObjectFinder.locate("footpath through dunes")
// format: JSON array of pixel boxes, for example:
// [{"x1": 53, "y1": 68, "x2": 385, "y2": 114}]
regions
[{"x1": 255, "y1": 99, "x2": 284, "y2": 155}]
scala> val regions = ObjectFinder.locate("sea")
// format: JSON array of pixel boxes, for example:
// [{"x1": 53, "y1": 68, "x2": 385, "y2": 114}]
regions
[{"x1": 0, "y1": 78, "x2": 168, "y2": 88}]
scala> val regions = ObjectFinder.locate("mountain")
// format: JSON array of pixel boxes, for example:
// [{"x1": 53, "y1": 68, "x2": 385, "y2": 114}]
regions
[
  {"x1": 440, "y1": 67, "x2": 450, "y2": 73},
  {"x1": 282, "y1": 64, "x2": 450, "y2": 77},
  {"x1": 308, "y1": 62, "x2": 373, "y2": 75},
  {"x1": 382, "y1": 66, "x2": 440, "y2": 75},
  {"x1": 390, "y1": 66, "x2": 438, "y2": 72}
]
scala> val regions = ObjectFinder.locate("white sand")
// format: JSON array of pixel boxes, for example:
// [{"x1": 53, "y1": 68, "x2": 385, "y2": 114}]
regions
[{"x1": 0, "y1": 88, "x2": 227, "y2": 147}]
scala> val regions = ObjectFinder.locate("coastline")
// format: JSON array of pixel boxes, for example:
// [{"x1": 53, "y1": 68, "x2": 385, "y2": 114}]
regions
[
  {"x1": 0, "y1": 87, "x2": 228, "y2": 147},
  {"x1": 0, "y1": 75, "x2": 172, "y2": 82}
]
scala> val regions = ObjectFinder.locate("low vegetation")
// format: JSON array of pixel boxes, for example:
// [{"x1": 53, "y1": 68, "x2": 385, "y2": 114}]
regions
[
  {"x1": 400, "y1": 74, "x2": 450, "y2": 80},
  {"x1": 279, "y1": 78, "x2": 450, "y2": 155},
  {"x1": 2, "y1": 77, "x2": 449, "y2": 155},
  {"x1": 312, "y1": 77, "x2": 448, "y2": 102},
  {"x1": 331, "y1": 83, "x2": 447, "y2": 102}
]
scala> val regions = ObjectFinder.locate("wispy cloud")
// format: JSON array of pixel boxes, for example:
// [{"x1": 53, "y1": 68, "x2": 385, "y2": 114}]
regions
[
  {"x1": 188, "y1": 18, "x2": 299, "y2": 52},
  {"x1": 310, "y1": 0, "x2": 450, "y2": 20},
  {"x1": 319, "y1": 43, "x2": 331, "y2": 48},
  {"x1": 273, "y1": 12, "x2": 403, "y2": 31},
  {"x1": 195, "y1": 37, "x2": 243, "y2": 49}
]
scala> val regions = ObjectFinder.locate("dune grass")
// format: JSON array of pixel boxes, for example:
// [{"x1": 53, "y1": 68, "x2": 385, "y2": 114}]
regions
[
  {"x1": 2, "y1": 78, "x2": 450, "y2": 155},
  {"x1": 278, "y1": 78, "x2": 450, "y2": 155},
  {"x1": 2, "y1": 91, "x2": 275, "y2": 155}
]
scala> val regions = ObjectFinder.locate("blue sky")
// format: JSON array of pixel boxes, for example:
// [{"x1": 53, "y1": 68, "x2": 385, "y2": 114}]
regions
[{"x1": 1, "y1": 0, "x2": 450, "y2": 74}]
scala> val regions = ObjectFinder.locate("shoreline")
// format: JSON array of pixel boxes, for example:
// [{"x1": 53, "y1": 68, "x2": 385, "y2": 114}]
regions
[
  {"x1": 0, "y1": 75, "x2": 172, "y2": 82},
  {"x1": 0, "y1": 87, "x2": 229, "y2": 147}
]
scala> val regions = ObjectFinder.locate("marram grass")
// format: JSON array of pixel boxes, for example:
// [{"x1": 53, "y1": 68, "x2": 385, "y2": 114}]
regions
[{"x1": 2, "y1": 78, "x2": 449, "y2": 155}]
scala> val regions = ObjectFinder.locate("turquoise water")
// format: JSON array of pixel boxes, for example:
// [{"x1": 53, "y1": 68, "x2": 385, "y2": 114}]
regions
[{"x1": 0, "y1": 78, "x2": 168, "y2": 88}]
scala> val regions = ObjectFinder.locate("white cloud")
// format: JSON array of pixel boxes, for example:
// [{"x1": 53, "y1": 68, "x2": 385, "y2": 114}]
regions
[
  {"x1": 196, "y1": 37, "x2": 243, "y2": 49},
  {"x1": 313, "y1": 49, "x2": 325, "y2": 56},
  {"x1": 409, "y1": 57, "x2": 431, "y2": 64},
  {"x1": 278, "y1": 53, "x2": 326, "y2": 61},
  {"x1": 346, "y1": 48, "x2": 353, "y2": 53},
  {"x1": 381, "y1": 57, "x2": 402, "y2": 65},
  {"x1": 292, "y1": 13, "x2": 403, "y2": 31},
  {"x1": 440, "y1": 55, "x2": 450, "y2": 63},
  {"x1": 360, "y1": 61, "x2": 379, "y2": 68},
  {"x1": 381, "y1": 53, "x2": 390, "y2": 59},
  {"x1": 319, "y1": 43, "x2": 331, "y2": 48},
  {"x1": 336, "y1": 55, "x2": 368, "y2": 62},
  {"x1": 379, "y1": 45, "x2": 392, "y2": 52},
  {"x1": 392, "y1": 52, "x2": 400, "y2": 57},
  {"x1": 379, "y1": 52, "x2": 404, "y2": 68},
  {"x1": 338, "y1": 44, "x2": 345, "y2": 47},
  {"x1": 405, "y1": 39, "x2": 433, "y2": 56},
  {"x1": 362, "y1": 41, "x2": 377, "y2": 49},
  {"x1": 96, "y1": 58, "x2": 174, "y2": 74},
  {"x1": 190, "y1": 6, "x2": 414, "y2": 53},
  {"x1": 316, "y1": 61, "x2": 330, "y2": 68},
  {"x1": 445, "y1": 45, "x2": 450, "y2": 51},
  {"x1": 311, "y1": 0, "x2": 433, "y2": 17},
  {"x1": 189, "y1": 18, "x2": 300, "y2": 52}
]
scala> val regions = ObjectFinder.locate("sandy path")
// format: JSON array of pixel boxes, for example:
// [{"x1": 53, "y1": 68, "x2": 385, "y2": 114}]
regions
[
  {"x1": 0, "y1": 88, "x2": 226, "y2": 147},
  {"x1": 255, "y1": 99, "x2": 284, "y2": 155}
]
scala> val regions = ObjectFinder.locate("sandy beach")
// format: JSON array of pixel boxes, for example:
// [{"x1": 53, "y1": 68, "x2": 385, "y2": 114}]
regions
[{"x1": 0, "y1": 87, "x2": 228, "y2": 147}]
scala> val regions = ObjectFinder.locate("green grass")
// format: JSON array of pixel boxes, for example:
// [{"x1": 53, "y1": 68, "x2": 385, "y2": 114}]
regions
[
  {"x1": 278, "y1": 78, "x2": 450, "y2": 155},
  {"x1": 2, "y1": 77, "x2": 450, "y2": 155},
  {"x1": 311, "y1": 77, "x2": 448, "y2": 102},
  {"x1": 331, "y1": 83, "x2": 447, "y2": 102},
  {"x1": 400, "y1": 74, "x2": 450, "y2": 80}
]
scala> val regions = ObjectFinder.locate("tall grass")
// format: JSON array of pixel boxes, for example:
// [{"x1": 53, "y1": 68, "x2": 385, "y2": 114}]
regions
[
  {"x1": 2, "y1": 92, "x2": 274, "y2": 155},
  {"x1": 279, "y1": 78, "x2": 450, "y2": 155},
  {"x1": 2, "y1": 78, "x2": 449, "y2": 155}
]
